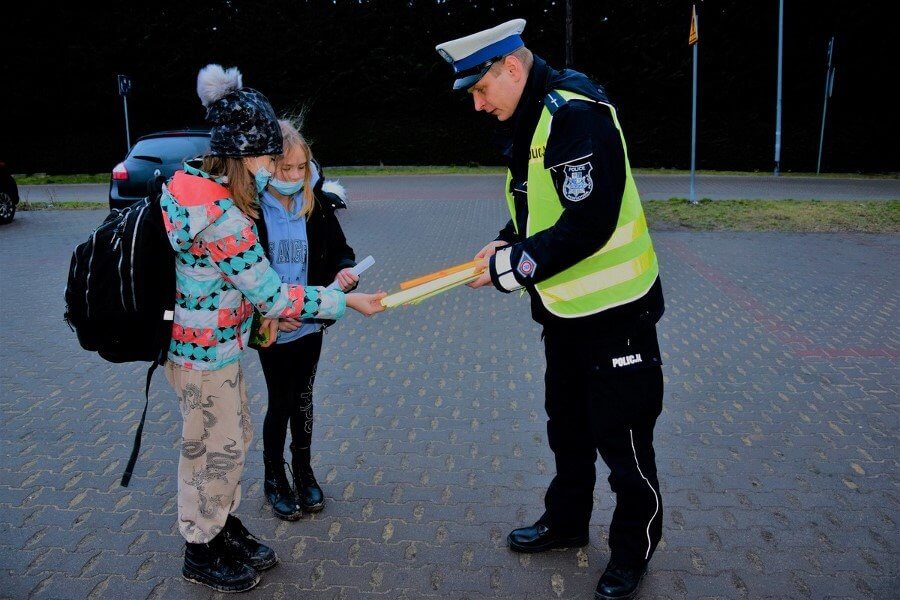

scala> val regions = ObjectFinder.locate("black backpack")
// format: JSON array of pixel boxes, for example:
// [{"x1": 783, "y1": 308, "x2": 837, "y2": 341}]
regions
[{"x1": 64, "y1": 184, "x2": 175, "y2": 486}]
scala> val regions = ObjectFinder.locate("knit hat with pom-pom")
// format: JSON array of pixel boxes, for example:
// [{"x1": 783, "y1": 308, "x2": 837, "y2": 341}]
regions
[{"x1": 196, "y1": 64, "x2": 283, "y2": 157}]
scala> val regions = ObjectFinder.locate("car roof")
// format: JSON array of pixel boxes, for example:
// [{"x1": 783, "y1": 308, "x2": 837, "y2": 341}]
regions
[{"x1": 136, "y1": 129, "x2": 211, "y2": 141}]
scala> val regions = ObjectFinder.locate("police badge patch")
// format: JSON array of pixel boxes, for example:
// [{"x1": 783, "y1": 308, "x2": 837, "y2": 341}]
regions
[
  {"x1": 561, "y1": 162, "x2": 593, "y2": 202},
  {"x1": 517, "y1": 251, "x2": 537, "y2": 278}
]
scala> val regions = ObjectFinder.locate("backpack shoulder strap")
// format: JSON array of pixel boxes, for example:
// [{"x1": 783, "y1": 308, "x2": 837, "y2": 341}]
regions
[{"x1": 120, "y1": 361, "x2": 160, "y2": 487}]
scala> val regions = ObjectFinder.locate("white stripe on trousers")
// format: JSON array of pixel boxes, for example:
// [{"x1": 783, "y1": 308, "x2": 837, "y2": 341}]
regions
[{"x1": 629, "y1": 428, "x2": 660, "y2": 560}]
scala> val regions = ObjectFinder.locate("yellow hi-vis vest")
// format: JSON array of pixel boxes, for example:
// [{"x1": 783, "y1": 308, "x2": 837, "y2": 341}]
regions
[{"x1": 504, "y1": 89, "x2": 659, "y2": 318}]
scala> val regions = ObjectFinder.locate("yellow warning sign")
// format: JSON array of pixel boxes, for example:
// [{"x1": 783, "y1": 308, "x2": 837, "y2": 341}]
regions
[{"x1": 689, "y1": 5, "x2": 699, "y2": 45}]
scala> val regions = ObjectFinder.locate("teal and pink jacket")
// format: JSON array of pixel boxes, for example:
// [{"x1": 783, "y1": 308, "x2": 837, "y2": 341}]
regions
[{"x1": 160, "y1": 169, "x2": 346, "y2": 371}]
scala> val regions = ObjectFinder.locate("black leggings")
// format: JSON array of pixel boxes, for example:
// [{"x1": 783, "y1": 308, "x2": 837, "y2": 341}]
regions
[{"x1": 257, "y1": 331, "x2": 323, "y2": 460}]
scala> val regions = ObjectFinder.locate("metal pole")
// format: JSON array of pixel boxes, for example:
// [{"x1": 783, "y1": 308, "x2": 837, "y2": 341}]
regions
[
  {"x1": 817, "y1": 37, "x2": 835, "y2": 174},
  {"x1": 690, "y1": 39, "x2": 698, "y2": 204},
  {"x1": 565, "y1": 0, "x2": 574, "y2": 67},
  {"x1": 773, "y1": 0, "x2": 784, "y2": 175},
  {"x1": 123, "y1": 96, "x2": 132, "y2": 153}
]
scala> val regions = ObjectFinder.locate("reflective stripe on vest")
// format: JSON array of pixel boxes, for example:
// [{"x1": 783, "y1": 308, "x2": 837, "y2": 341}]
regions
[{"x1": 504, "y1": 89, "x2": 659, "y2": 318}]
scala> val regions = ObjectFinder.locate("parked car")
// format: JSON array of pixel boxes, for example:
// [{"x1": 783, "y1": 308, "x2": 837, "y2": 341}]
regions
[
  {"x1": 109, "y1": 130, "x2": 210, "y2": 210},
  {"x1": 0, "y1": 161, "x2": 20, "y2": 225}
]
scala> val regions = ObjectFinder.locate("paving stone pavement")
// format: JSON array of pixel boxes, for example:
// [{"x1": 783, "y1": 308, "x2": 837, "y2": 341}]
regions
[
  {"x1": 18, "y1": 173, "x2": 900, "y2": 204},
  {"x1": 0, "y1": 198, "x2": 897, "y2": 599}
]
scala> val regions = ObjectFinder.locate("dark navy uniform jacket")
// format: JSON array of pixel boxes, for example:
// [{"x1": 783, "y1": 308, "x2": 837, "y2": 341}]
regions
[{"x1": 490, "y1": 56, "x2": 665, "y2": 349}]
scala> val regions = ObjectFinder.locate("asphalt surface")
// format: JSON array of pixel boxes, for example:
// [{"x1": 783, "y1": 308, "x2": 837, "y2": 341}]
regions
[
  {"x1": 0, "y1": 198, "x2": 897, "y2": 598},
  {"x1": 16, "y1": 173, "x2": 900, "y2": 204}
]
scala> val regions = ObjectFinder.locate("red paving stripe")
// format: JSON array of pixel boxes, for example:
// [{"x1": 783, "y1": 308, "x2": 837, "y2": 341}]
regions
[{"x1": 658, "y1": 237, "x2": 899, "y2": 359}]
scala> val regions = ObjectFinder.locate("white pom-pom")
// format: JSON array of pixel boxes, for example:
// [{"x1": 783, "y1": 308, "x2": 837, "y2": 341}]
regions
[
  {"x1": 197, "y1": 64, "x2": 243, "y2": 108},
  {"x1": 322, "y1": 180, "x2": 347, "y2": 203}
]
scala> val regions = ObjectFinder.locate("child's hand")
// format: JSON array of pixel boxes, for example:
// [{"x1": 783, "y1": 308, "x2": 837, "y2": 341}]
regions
[
  {"x1": 278, "y1": 318, "x2": 302, "y2": 332},
  {"x1": 259, "y1": 318, "x2": 279, "y2": 348},
  {"x1": 346, "y1": 292, "x2": 387, "y2": 316},
  {"x1": 336, "y1": 268, "x2": 359, "y2": 291}
]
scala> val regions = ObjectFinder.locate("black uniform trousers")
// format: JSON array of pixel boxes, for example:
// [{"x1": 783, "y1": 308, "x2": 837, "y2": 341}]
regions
[
  {"x1": 258, "y1": 331, "x2": 323, "y2": 460},
  {"x1": 540, "y1": 326, "x2": 664, "y2": 567}
]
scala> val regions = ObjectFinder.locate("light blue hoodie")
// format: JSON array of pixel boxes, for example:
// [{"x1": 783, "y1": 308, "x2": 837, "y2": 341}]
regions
[{"x1": 259, "y1": 164, "x2": 323, "y2": 344}]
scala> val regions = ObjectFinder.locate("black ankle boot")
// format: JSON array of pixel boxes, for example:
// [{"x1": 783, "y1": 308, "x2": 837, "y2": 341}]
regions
[
  {"x1": 594, "y1": 561, "x2": 647, "y2": 600},
  {"x1": 221, "y1": 514, "x2": 279, "y2": 571},
  {"x1": 290, "y1": 443, "x2": 325, "y2": 512},
  {"x1": 183, "y1": 534, "x2": 260, "y2": 592},
  {"x1": 263, "y1": 454, "x2": 301, "y2": 521}
]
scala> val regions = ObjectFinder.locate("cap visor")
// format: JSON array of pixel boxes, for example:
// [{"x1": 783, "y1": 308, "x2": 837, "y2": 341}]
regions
[{"x1": 452, "y1": 66, "x2": 492, "y2": 91}]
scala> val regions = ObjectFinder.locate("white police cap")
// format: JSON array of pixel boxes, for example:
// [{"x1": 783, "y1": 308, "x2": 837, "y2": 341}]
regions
[{"x1": 435, "y1": 19, "x2": 527, "y2": 90}]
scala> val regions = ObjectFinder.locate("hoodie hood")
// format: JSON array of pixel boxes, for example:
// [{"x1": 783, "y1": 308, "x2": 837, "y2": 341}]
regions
[{"x1": 160, "y1": 168, "x2": 235, "y2": 252}]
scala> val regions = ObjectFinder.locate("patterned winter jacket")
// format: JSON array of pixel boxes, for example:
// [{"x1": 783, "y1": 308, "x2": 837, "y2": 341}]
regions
[{"x1": 160, "y1": 169, "x2": 346, "y2": 370}]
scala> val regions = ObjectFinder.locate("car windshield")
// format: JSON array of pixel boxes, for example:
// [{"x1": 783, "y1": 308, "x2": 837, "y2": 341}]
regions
[{"x1": 129, "y1": 136, "x2": 209, "y2": 163}]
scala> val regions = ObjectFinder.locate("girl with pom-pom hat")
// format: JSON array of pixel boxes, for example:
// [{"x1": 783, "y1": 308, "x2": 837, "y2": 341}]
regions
[{"x1": 160, "y1": 64, "x2": 386, "y2": 592}]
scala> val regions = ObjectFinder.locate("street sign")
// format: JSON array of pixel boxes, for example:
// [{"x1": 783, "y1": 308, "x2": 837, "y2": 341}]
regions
[
  {"x1": 117, "y1": 74, "x2": 132, "y2": 97},
  {"x1": 118, "y1": 75, "x2": 133, "y2": 151}
]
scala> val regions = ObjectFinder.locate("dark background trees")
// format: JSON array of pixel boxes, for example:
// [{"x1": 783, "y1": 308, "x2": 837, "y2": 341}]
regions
[{"x1": 3, "y1": 0, "x2": 896, "y2": 174}]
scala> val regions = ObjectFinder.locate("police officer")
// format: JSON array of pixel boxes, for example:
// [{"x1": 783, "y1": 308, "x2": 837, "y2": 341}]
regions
[{"x1": 436, "y1": 19, "x2": 665, "y2": 600}]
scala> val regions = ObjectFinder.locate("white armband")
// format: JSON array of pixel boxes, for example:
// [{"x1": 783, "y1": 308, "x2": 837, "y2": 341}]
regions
[{"x1": 493, "y1": 246, "x2": 524, "y2": 293}]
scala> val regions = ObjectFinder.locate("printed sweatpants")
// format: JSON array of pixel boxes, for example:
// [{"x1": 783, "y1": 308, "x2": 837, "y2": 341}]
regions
[{"x1": 165, "y1": 360, "x2": 253, "y2": 544}]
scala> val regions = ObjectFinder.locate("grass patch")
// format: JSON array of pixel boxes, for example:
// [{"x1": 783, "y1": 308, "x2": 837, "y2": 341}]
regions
[
  {"x1": 19, "y1": 201, "x2": 105, "y2": 211},
  {"x1": 644, "y1": 199, "x2": 900, "y2": 233},
  {"x1": 15, "y1": 173, "x2": 109, "y2": 185},
  {"x1": 327, "y1": 165, "x2": 506, "y2": 176}
]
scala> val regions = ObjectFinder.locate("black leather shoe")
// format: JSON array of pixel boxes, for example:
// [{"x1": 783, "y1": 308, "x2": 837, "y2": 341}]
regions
[
  {"x1": 506, "y1": 522, "x2": 589, "y2": 553},
  {"x1": 221, "y1": 515, "x2": 279, "y2": 571},
  {"x1": 594, "y1": 562, "x2": 646, "y2": 600},
  {"x1": 291, "y1": 443, "x2": 325, "y2": 513},
  {"x1": 183, "y1": 536, "x2": 260, "y2": 593},
  {"x1": 264, "y1": 455, "x2": 302, "y2": 521}
]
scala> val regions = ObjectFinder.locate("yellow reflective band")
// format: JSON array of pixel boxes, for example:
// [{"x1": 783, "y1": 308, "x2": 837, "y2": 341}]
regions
[
  {"x1": 538, "y1": 216, "x2": 647, "y2": 289},
  {"x1": 541, "y1": 247, "x2": 656, "y2": 303},
  {"x1": 594, "y1": 215, "x2": 646, "y2": 257}
]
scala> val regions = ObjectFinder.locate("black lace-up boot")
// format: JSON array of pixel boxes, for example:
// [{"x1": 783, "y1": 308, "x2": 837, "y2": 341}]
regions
[
  {"x1": 594, "y1": 561, "x2": 647, "y2": 600},
  {"x1": 263, "y1": 454, "x2": 301, "y2": 520},
  {"x1": 290, "y1": 443, "x2": 325, "y2": 512},
  {"x1": 183, "y1": 533, "x2": 260, "y2": 592},
  {"x1": 220, "y1": 514, "x2": 278, "y2": 571}
]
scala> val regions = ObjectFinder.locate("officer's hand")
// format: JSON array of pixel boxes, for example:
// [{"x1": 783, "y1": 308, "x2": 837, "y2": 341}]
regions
[
  {"x1": 467, "y1": 258, "x2": 493, "y2": 288},
  {"x1": 474, "y1": 240, "x2": 508, "y2": 261}
]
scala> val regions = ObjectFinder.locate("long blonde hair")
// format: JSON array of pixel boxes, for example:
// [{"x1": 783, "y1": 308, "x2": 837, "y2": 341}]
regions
[
  {"x1": 200, "y1": 156, "x2": 260, "y2": 219},
  {"x1": 277, "y1": 119, "x2": 316, "y2": 218}
]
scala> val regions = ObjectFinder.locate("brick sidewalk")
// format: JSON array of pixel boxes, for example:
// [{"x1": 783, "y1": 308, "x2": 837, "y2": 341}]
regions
[{"x1": 0, "y1": 203, "x2": 896, "y2": 599}]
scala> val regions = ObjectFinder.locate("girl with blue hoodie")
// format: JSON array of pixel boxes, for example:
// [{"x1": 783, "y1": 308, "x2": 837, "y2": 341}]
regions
[
  {"x1": 161, "y1": 64, "x2": 385, "y2": 593},
  {"x1": 252, "y1": 120, "x2": 356, "y2": 520}
]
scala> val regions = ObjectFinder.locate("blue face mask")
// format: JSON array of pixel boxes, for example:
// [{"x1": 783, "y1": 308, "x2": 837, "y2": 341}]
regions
[
  {"x1": 268, "y1": 177, "x2": 303, "y2": 196},
  {"x1": 254, "y1": 167, "x2": 273, "y2": 194}
]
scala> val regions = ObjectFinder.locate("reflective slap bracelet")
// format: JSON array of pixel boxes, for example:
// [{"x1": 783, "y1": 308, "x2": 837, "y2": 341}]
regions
[{"x1": 326, "y1": 255, "x2": 375, "y2": 290}]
